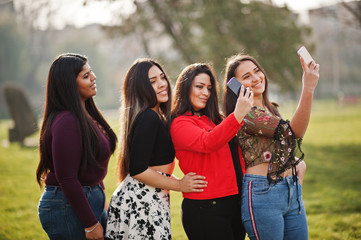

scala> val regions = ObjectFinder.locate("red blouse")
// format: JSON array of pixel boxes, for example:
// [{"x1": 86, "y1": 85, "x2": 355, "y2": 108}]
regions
[{"x1": 170, "y1": 112, "x2": 245, "y2": 200}]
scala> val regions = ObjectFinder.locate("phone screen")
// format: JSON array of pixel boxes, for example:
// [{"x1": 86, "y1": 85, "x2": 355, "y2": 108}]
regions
[{"x1": 227, "y1": 77, "x2": 244, "y2": 96}]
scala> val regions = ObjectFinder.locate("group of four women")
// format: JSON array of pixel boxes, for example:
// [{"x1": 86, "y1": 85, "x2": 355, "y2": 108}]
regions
[{"x1": 36, "y1": 52, "x2": 319, "y2": 240}]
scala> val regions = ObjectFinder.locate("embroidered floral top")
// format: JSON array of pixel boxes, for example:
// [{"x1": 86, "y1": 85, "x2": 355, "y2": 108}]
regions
[{"x1": 236, "y1": 106, "x2": 304, "y2": 182}]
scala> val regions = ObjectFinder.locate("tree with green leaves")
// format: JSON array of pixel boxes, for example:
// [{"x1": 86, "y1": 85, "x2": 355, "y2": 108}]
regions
[{"x1": 102, "y1": 0, "x2": 310, "y2": 93}]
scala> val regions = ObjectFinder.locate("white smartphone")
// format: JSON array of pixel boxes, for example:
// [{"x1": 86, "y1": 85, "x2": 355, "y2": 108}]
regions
[{"x1": 297, "y1": 46, "x2": 314, "y2": 65}]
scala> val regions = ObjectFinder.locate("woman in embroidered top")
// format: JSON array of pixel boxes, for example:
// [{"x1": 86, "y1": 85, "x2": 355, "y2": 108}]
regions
[
  {"x1": 105, "y1": 58, "x2": 207, "y2": 240},
  {"x1": 223, "y1": 53, "x2": 319, "y2": 240},
  {"x1": 170, "y1": 63, "x2": 254, "y2": 240},
  {"x1": 36, "y1": 53, "x2": 117, "y2": 240}
]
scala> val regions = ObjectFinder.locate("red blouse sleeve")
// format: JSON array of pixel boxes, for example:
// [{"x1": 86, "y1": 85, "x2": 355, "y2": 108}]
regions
[{"x1": 171, "y1": 113, "x2": 243, "y2": 153}]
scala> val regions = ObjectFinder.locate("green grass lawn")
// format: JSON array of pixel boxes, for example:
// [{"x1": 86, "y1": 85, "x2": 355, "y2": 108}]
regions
[{"x1": 0, "y1": 100, "x2": 360, "y2": 239}]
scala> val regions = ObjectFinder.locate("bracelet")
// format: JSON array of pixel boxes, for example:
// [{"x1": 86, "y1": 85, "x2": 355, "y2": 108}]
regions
[{"x1": 84, "y1": 222, "x2": 99, "y2": 233}]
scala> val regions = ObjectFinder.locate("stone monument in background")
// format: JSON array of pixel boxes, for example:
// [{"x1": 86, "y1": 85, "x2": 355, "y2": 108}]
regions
[{"x1": 4, "y1": 84, "x2": 38, "y2": 145}]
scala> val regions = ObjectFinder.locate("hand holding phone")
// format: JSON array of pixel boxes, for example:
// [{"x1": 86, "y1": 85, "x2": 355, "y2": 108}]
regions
[
  {"x1": 227, "y1": 77, "x2": 246, "y2": 96},
  {"x1": 230, "y1": 77, "x2": 254, "y2": 123},
  {"x1": 297, "y1": 46, "x2": 314, "y2": 65}
]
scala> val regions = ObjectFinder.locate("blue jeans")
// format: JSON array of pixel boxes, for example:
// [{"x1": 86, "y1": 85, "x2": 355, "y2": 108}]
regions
[
  {"x1": 38, "y1": 185, "x2": 107, "y2": 240},
  {"x1": 241, "y1": 174, "x2": 308, "y2": 240}
]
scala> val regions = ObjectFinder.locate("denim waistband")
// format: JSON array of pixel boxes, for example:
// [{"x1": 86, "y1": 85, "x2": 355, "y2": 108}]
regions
[
  {"x1": 243, "y1": 174, "x2": 296, "y2": 184},
  {"x1": 45, "y1": 184, "x2": 102, "y2": 192},
  {"x1": 244, "y1": 173, "x2": 301, "y2": 214}
]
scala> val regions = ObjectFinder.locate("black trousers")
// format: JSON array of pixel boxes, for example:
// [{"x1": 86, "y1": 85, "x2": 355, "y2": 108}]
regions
[{"x1": 181, "y1": 194, "x2": 246, "y2": 240}]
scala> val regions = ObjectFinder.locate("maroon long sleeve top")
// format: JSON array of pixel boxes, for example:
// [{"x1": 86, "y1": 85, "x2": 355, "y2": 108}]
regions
[{"x1": 44, "y1": 111, "x2": 112, "y2": 228}]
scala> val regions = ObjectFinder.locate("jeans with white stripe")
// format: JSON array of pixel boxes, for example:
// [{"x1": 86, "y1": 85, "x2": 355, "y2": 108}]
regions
[{"x1": 241, "y1": 174, "x2": 308, "y2": 240}]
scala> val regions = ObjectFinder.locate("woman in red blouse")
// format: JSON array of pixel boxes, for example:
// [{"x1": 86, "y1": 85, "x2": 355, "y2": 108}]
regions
[{"x1": 170, "y1": 63, "x2": 253, "y2": 240}]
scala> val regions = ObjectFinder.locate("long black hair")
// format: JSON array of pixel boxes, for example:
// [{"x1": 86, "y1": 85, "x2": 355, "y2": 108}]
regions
[
  {"x1": 36, "y1": 53, "x2": 117, "y2": 187},
  {"x1": 117, "y1": 58, "x2": 172, "y2": 181},
  {"x1": 172, "y1": 63, "x2": 223, "y2": 125},
  {"x1": 223, "y1": 54, "x2": 280, "y2": 117}
]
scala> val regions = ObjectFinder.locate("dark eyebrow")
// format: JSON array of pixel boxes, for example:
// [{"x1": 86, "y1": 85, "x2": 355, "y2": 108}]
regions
[
  {"x1": 82, "y1": 69, "x2": 91, "y2": 78},
  {"x1": 194, "y1": 82, "x2": 205, "y2": 85},
  {"x1": 241, "y1": 72, "x2": 249, "y2": 78},
  {"x1": 241, "y1": 67, "x2": 259, "y2": 78},
  {"x1": 149, "y1": 72, "x2": 164, "y2": 80},
  {"x1": 194, "y1": 82, "x2": 212, "y2": 87}
]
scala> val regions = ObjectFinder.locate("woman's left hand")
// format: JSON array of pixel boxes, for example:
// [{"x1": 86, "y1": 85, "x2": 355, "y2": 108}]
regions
[
  {"x1": 85, "y1": 222, "x2": 104, "y2": 240},
  {"x1": 296, "y1": 161, "x2": 307, "y2": 186},
  {"x1": 300, "y1": 57, "x2": 320, "y2": 93}
]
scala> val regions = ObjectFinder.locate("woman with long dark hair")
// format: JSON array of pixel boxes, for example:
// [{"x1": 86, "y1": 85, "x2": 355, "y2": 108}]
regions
[
  {"x1": 36, "y1": 53, "x2": 117, "y2": 239},
  {"x1": 170, "y1": 63, "x2": 253, "y2": 240},
  {"x1": 223, "y1": 54, "x2": 318, "y2": 239},
  {"x1": 105, "y1": 58, "x2": 207, "y2": 240}
]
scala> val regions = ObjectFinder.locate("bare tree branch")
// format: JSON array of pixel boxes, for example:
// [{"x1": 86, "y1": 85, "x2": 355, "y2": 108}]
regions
[
  {"x1": 341, "y1": 0, "x2": 361, "y2": 28},
  {"x1": 145, "y1": 0, "x2": 194, "y2": 63}
]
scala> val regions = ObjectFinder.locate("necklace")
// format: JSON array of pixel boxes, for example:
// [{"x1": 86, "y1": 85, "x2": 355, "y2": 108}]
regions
[{"x1": 194, "y1": 111, "x2": 202, "y2": 117}]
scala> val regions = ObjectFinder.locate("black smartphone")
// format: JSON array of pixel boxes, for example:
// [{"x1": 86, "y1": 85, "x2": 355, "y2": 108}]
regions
[{"x1": 227, "y1": 77, "x2": 245, "y2": 96}]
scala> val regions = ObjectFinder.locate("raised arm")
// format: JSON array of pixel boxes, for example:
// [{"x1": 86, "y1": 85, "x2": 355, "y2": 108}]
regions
[
  {"x1": 171, "y1": 86, "x2": 253, "y2": 153},
  {"x1": 290, "y1": 57, "x2": 320, "y2": 138},
  {"x1": 171, "y1": 113, "x2": 243, "y2": 153}
]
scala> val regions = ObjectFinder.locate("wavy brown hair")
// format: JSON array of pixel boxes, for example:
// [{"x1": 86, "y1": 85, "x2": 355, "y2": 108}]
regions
[
  {"x1": 172, "y1": 63, "x2": 223, "y2": 125},
  {"x1": 117, "y1": 58, "x2": 172, "y2": 181},
  {"x1": 36, "y1": 53, "x2": 117, "y2": 187},
  {"x1": 223, "y1": 54, "x2": 280, "y2": 117}
]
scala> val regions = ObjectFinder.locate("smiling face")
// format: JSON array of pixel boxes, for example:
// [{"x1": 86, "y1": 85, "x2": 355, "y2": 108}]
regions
[
  {"x1": 189, "y1": 73, "x2": 212, "y2": 112},
  {"x1": 148, "y1": 65, "x2": 169, "y2": 111},
  {"x1": 234, "y1": 60, "x2": 266, "y2": 101},
  {"x1": 76, "y1": 62, "x2": 97, "y2": 103}
]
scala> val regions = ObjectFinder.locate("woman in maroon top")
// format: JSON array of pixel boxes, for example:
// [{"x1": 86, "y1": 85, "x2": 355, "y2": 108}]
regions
[
  {"x1": 170, "y1": 63, "x2": 253, "y2": 240},
  {"x1": 36, "y1": 53, "x2": 117, "y2": 240}
]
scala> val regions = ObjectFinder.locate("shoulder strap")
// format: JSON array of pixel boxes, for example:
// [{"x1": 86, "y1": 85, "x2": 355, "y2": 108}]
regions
[{"x1": 228, "y1": 140, "x2": 243, "y2": 195}]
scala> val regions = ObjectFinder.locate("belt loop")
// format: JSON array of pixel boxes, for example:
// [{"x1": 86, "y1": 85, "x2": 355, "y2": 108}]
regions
[
  {"x1": 83, "y1": 186, "x2": 88, "y2": 196},
  {"x1": 53, "y1": 186, "x2": 59, "y2": 196}
]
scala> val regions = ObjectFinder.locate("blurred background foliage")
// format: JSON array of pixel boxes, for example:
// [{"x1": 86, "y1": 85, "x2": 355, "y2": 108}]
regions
[
  {"x1": 1, "y1": 1, "x2": 361, "y2": 238},
  {"x1": 0, "y1": 0, "x2": 360, "y2": 119},
  {"x1": 109, "y1": 0, "x2": 309, "y2": 93}
]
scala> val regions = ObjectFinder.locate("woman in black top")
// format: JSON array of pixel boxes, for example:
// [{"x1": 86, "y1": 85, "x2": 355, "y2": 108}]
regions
[{"x1": 105, "y1": 58, "x2": 207, "y2": 240}]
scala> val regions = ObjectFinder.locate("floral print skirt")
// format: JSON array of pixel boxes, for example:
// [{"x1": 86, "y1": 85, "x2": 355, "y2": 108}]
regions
[{"x1": 105, "y1": 174, "x2": 171, "y2": 240}]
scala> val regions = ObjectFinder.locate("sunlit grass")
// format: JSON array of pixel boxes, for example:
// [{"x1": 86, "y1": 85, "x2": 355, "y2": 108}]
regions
[{"x1": 0, "y1": 100, "x2": 360, "y2": 239}]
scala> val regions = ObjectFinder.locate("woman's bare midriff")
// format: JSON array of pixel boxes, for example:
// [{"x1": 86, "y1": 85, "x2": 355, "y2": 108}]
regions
[
  {"x1": 149, "y1": 161, "x2": 176, "y2": 175},
  {"x1": 246, "y1": 163, "x2": 292, "y2": 177}
]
